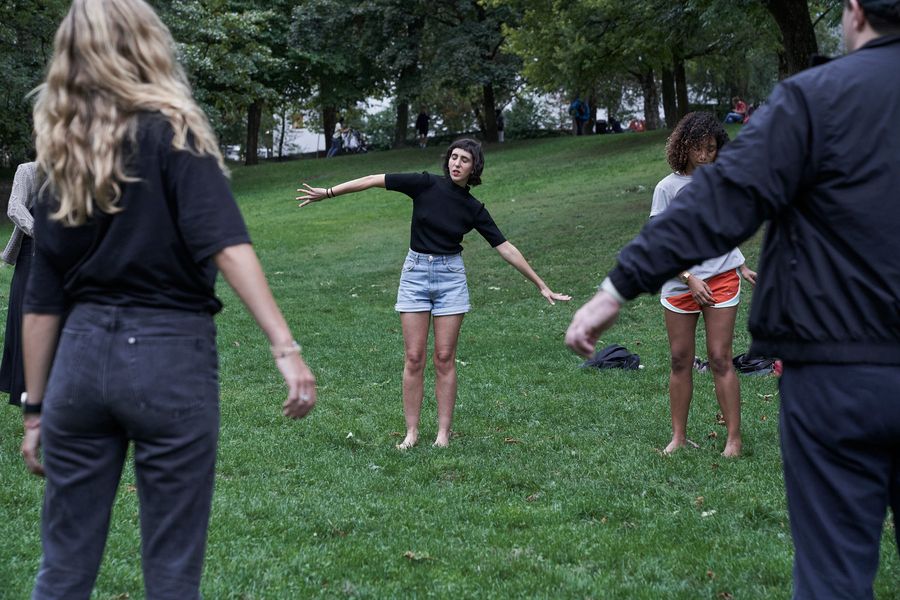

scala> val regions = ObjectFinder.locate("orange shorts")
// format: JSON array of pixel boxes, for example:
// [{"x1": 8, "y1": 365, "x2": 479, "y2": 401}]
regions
[{"x1": 661, "y1": 269, "x2": 741, "y2": 314}]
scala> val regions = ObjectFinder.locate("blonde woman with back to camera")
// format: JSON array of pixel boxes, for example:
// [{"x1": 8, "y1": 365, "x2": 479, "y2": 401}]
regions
[{"x1": 20, "y1": 1, "x2": 316, "y2": 598}]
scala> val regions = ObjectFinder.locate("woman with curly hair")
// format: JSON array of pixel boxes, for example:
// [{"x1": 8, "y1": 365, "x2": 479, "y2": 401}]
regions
[
  {"x1": 650, "y1": 112, "x2": 756, "y2": 457},
  {"x1": 297, "y1": 138, "x2": 570, "y2": 449},
  {"x1": 21, "y1": 0, "x2": 317, "y2": 597}
]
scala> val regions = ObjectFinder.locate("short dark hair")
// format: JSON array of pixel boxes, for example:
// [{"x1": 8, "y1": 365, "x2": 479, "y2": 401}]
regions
[
  {"x1": 852, "y1": 0, "x2": 900, "y2": 33},
  {"x1": 665, "y1": 112, "x2": 729, "y2": 174},
  {"x1": 442, "y1": 138, "x2": 485, "y2": 186}
]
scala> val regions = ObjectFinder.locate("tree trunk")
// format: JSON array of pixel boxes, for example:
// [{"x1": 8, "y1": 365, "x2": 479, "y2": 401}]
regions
[
  {"x1": 674, "y1": 58, "x2": 689, "y2": 120},
  {"x1": 244, "y1": 100, "x2": 262, "y2": 166},
  {"x1": 661, "y1": 67, "x2": 677, "y2": 128},
  {"x1": 481, "y1": 83, "x2": 498, "y2": 143},
  {"x1": 393, "y1": 100, "x2": 410, "y2": 149},
  {"x1": 638, "y1": 70, "x2": 661, "y2": 131},
  {"x1": 587, "y1": 90, "x2": 598, "y2": 134},
  {"x1": 323, "y1": 105, "x2": 337, "y2": 157},
  {"x1": 277, "y1": 112, "x2": 287, "y2": 159},
  {"x1": 762, "y1": 0, "x2": 818, "y2": 77}
]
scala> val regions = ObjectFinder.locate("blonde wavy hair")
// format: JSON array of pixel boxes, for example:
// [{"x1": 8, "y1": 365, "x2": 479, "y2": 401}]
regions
[{"x1": 33, "y1": 0, "x2": 225, "y2": 226}]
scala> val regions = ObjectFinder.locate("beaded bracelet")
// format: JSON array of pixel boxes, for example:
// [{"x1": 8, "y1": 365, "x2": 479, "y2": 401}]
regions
[{"x1": 271, "y1": 340, "x2": 302, "y2": 359}]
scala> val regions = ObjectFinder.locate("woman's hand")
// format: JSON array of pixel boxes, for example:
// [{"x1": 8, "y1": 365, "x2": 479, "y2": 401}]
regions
[
  {"x1": 277, "y1": 353, "x2": 317, "y2": 419},
  {"x1": 739, "y1": 264, "x2": 757, "y2": 286},
  {"x1": 540, "y1": 287, "x2": 573, "y2": 305},
  {"x1": 296, "y1": 183, "x2": 328, "y2": 208},
  {"x1": 687, "y1": 275, "x2": 715, "y2": 306},
  {"x1": 21, "y1": 418, "x2": 44, "y2": 477}
]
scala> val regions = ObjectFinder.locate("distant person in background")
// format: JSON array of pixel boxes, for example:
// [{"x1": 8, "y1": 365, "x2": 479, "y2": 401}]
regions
[
  {"x1": 724, "y1": 96, "x2": 748, "y2": 123},
  {"x1": 0, "y1": 161, "x2": 39, "y2": 409},
  {"x1": 327, "y1": 118, "x2": 347, "y2": 158},
  {"x1": 569, "y1": 97, "x2": 589, "y2": 135},
  {"x1": 415, "y1": 108, "x2": 429, "y2": 149},
  {"x1": 495, "y1": 109, "x2": 505, "y2": 143}
]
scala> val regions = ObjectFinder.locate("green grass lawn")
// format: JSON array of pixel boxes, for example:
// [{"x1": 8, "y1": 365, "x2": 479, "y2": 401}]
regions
[{"x1": 1, "y1": 132, "x2": 897, "y2": 599}]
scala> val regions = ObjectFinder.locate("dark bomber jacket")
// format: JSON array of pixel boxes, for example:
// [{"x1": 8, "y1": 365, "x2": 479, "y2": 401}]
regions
[{"x1": 608, "y1": 34, "x2": 900, "y2": 364}]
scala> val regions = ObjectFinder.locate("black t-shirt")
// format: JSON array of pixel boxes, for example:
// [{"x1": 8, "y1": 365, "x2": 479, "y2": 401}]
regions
[
  {"x1": 24, "y1": 113, "x2": 251, "y2": 315},
  {"x1": 385, "y1": 172, "x2": 506, "y2": 255}
]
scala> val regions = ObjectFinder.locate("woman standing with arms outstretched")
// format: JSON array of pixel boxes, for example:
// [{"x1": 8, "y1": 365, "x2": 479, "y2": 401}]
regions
[
  {"x1": 298, "y1": 139, "x2": 570, "y2": 448},
  {"x1": 20, "y1": 1, "x2": 316, "y2": 597},
  {"x1": 650, "y1": 113, "x2": 755, "y2": 457}
]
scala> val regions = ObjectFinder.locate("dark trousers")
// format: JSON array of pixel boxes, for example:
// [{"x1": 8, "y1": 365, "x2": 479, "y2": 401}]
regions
[
  {"x1": 32, "y1": 304, "x2": 220, "y2": 600},
  {"x1": 779, "y1": 363, "x2": 900, "y2": 599}
]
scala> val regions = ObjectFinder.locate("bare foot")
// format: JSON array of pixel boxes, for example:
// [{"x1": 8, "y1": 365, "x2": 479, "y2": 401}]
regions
[
  {"x1": 721, "y1": 438, "x2": 742, "y2": 458},
  {"x1": 396, "y1": 430, "x2": 418, "y2": 450},
  {"x1": 432, "y1": 431, "x2": 451, "y2": 448},
  {"x1": 663, "y1": 437, "x2": 699, "y2": 455}
]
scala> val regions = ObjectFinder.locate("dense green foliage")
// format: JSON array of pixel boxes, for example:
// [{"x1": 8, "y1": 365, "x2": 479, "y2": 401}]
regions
[
  {"x1": 1, "y1": 132, "x2": 897, "y2": 598},
  {"x1": 0, "y1": 0, "x2": 845, "y2": 165}
]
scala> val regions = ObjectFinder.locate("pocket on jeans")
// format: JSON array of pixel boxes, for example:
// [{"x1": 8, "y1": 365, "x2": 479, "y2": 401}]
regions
[
  {"x1": 401, "y1": 258, "x2": 416, "y2": 273},
  {"x1": 446, "y1": 256, "x2": 466, "y2": 273},
  {"x1": 44, "y1": 331, "x2": 96, "y2": 411},
  {"x1": 126, "y1": 336, "x2": 218, "y2": 417}
]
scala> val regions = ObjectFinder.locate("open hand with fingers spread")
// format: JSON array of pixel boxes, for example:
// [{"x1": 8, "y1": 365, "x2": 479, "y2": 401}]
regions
[
  {"x1": 540, "y1": 287, "x2": 573, "y2": 305},
  {"x1": 296, "y1": 183, "x2": 329, "y2": 208}
]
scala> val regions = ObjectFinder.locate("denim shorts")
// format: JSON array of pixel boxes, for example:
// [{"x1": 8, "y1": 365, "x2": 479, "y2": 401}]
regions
[{"x1": 395, "y1": 249, "x2": 470, "y2": 316}]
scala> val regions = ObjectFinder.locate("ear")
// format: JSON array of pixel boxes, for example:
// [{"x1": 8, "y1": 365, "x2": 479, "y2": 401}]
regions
[{"x1": 847, "y1": 0, "x2": 867, "y2": 31}]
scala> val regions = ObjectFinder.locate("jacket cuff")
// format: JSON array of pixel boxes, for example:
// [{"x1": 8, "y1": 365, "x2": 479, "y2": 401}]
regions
[{"x1": 608, "y1": 267, "x2": 642, "y2": 301}]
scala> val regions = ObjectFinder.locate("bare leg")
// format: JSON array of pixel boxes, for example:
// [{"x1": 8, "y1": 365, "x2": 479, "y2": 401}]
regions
[
  {"x1": 431, "y1": 313, "x2": 464, "y2": 447},
  {"x1": 702, "y1": 305, "x2": 742, "y2": 457},
  {"x1": 664, "y1": 309, "x2": 700, "y2": 454},
  {"x1": 398, "y1": 312, "x2": 431, "y2": 449}
]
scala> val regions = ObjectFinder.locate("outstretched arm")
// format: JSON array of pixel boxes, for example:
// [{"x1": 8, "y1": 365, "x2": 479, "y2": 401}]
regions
[
  {"x1": 494, "y1": 241, "x2": 572, "y2": 305},
  {"x1": 296, "y1": 174, "x2": 386, "y2": 207}
]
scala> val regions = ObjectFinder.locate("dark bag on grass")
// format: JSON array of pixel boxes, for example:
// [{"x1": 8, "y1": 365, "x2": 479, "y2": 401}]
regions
[
  {"x1": 732, "y1": 353, "x2": 777, "y2": 376},
  {"x1": 581, "y1": 344, "x2": 640, "y2": 370}
]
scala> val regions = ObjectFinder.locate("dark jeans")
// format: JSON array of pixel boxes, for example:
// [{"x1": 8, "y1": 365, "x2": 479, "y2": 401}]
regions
[
  {"x1": 779, "y1": 363, "x2": 900, "y2": 600},
  {"x1": 32, "y1": 304, "x2": 220, "y2": 600}
]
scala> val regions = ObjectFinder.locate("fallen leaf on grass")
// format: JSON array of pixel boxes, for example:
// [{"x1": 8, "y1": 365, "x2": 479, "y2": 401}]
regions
[
  {"x1": 403, "y1": 551, "x2": 433, "y2": 562},
  {"x1": 504, "y1": 437, "x2": 522, "y2": 444},
  {"x1": 715, "y1": 412, "x2": 726, "y2": 426},
  {"x1": 761, "y1": 414, "x2": 769, "y2": 421},
  {"x1": 346, "y1": 432, "x2": 354, "y2": 439},
  {"x1": 718, "y1": 593, "x2": 733, "y2": 600},
  {"x1": 707, "y1": 431, "x2": 718, "y2": 439},
  {"x1": 125, "y1": 484, "x2": 137, "y2": 493},
  {"x1": 701, "y1": 510, "x2": 717, "y2": 518},
  {"x1": 233, "y1": 341, "x2": 240, "y2": 347},
  {"x1": 488, "y1": 286, "x2": 502, "y2": 291},
  {"x1": 757, "y1": 393, "x2": 774, "y2": 402},
  {"x1": 526, "y1": 492, "x2": 542, "y2": 502},
  {"x1": 706, "y1": 569, "x2": 715, "y2": 579},
  {"x1": 695, "y1": 496, "x2": 704, "y2": 507}
]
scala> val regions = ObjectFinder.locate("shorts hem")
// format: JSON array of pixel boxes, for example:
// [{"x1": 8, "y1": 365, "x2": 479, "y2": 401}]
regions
[
  {"x1": 432, "y1": 306, "x2": 470, "y2": 316},
  {"x1": 661, "y1": 293, "x2": 740, "y2": 314}
]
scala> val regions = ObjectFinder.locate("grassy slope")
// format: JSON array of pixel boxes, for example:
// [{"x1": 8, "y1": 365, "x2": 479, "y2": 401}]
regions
[{"x1": 0, "y1": 132, "x2": 896, "y2": 599}]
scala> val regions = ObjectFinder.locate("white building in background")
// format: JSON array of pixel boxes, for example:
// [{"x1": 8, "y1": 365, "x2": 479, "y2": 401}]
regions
[{"x1": 272, "y1": 112, "x2": 326, "y2": 157}]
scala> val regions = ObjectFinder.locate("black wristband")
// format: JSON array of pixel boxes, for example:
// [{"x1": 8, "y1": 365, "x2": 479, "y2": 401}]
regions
[{"x1": 20, "y1": 392, "x2": 41, "y2": 414}]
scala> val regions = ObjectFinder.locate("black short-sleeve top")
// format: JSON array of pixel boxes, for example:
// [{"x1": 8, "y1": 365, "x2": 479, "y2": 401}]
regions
[
  {"x1": 24, "y1": 113, "x2": 251, "y2": 315},
  {"x1": 385, "y1": 172, "x2": 506, "y2": 255}
]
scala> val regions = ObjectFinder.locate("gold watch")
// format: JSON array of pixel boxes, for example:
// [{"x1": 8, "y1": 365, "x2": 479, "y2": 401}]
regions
[{"x1": 679, "y1": 271, "x2": 692, "y2": 284}]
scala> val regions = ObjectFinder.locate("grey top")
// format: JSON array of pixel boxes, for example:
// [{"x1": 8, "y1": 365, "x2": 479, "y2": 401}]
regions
[{"x1": 2, "y1": 162, "x2": 38, "y2": 265}]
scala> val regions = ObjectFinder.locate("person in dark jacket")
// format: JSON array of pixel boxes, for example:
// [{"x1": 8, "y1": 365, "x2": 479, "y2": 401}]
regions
[{"x1": 565, "y1": 1, "x2": 900, "y2": 598}]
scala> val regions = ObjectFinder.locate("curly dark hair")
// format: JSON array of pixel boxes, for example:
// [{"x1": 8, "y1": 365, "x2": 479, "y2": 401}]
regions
[
  {"x1": 665, "y1": 112, "x2": 729, "y2": 174},
  {"x1": 442, "y1": 138, "x2": 484, "y2": 186}
]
